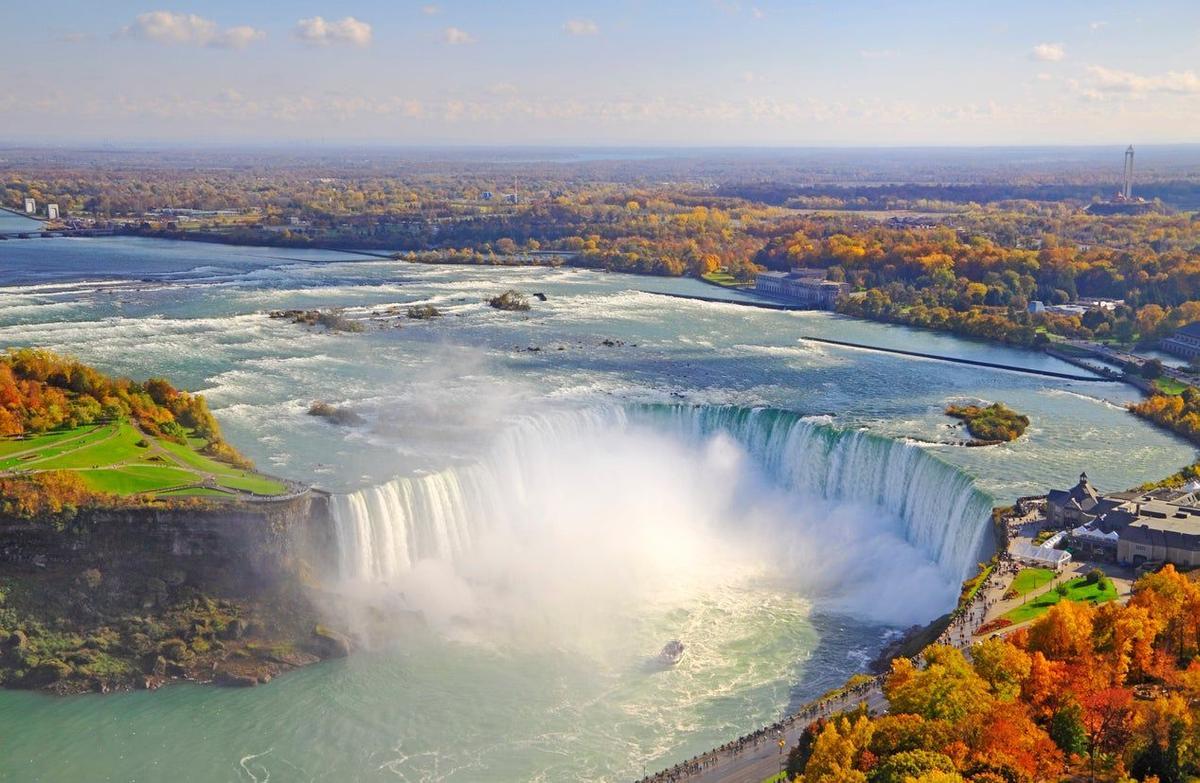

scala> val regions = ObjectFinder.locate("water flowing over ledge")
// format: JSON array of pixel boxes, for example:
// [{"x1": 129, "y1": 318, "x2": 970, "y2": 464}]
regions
[{"x1": 329, "y1": 405, "x2": 994, "y2": 586}]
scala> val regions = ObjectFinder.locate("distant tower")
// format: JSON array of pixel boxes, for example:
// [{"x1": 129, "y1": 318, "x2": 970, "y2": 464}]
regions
[{"x1": 1123, "y1": 145, "x2": 1134, "y2": 200}]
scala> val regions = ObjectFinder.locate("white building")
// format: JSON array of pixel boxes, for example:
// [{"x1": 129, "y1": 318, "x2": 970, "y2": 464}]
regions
[
  {"x1": 754, "y1": 271, "x2": 847, "y2": 310},
  {"x1": 46, "y1": 204, "x2": 59, "y2": 220},
  {"x1": 23, "y1": 198, "x2": 35, "y2": 214}
]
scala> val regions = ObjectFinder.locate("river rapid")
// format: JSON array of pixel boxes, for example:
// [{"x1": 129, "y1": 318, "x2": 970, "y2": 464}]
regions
[{"x1": 0, "y1": 237, "x2": 1191, "y2": 782}]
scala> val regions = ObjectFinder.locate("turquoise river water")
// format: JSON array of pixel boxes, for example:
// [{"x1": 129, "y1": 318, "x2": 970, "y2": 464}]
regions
[{"x1": 0, "y1": 237, "x2": 1191, "y2": 782}]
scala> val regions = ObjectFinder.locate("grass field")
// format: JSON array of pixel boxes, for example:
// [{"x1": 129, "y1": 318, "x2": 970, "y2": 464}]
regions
[
  {"x1": 1154, "y1": 377, "x2": 1190, "y2": 395},
  {"x1": 0, "y1": 419, "x2": 289, "y2": 499},
  {"x1": 1002, "y1": 575, "x2": 1118, "y2": 625},
  {"x1": 701, "y1": 271, "x2": 750, "y2": 288},
  {"x1": 1010, "y1": 567, "x2": 1056, "y2": 596}
]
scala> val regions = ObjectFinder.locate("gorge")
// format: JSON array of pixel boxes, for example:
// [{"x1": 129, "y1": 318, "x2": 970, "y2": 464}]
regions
[{"x1": 0, "y1": 236, "x2": 1192, "y2": 781}]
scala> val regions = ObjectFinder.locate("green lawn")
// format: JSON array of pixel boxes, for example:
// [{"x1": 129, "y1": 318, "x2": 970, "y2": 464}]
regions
[
  {"x1": 1154, "y1": 377, "x2": 1190, "y2": 395},
  {"x1": 0, "y1": 426, "x2": 99, "y2": 459},
  {"x1": 211, "y1": 472, "x2": 288, "y2": 496},
  {"x1": 1010, "y1": 567, "x2": 1056, "y2": 596},
  {"x1": 0, "y1": 418, "x2": 290, "y2": 499},
  {"x1": 1002, "y1": 575, "x2": 1118, "y2": 625},
  {"x1": 0, "y1": 425, "x2": 115, "y2": 470},
  {"x1": 30, "y1": 422, "x2": 147, "y2": 470},
  {"x1": 78, "y1": 465, "x2": 198, "y2": 495},
  {"x1": 702, "y1": 271, "x2": 749, "y2": 288}
]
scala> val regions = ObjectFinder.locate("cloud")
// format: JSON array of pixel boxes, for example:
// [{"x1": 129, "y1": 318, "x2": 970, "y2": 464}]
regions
[
  {"x1": 1031, "y1": 42, "x2": 1065, "y2": 62},
  {"x1": 57, "y1": 32, "x2": 92, "y2": 44},
  {"x1": 422, "y1": 4, "x2": 441, "y2": 15},
  {"x1": 119, "y1": 11, "x2": 266, "y2": 49},
  {"x1": 752, "y1": 7, "x2": 765, "y2": 19},
  {"x1": 217, "y1": 26, "x2": 267, "y2": 50},
  {"x1": 563, "y1": 19, "x2": 599, "y2": 36},
  {"x1": 1089, "y1": 21, "x2": 1107, "y2": 31},
  {"x1": 1083, "y1": 65, "x2": 1200, "y2": 96},
  {"x1": 443, "y1": 26, "x2": 476, "y2": 45},
  {"x1": 859, "y1": 49, "x2": 895, "y2": 60},
  {"x1": 294, "y1": 16, "x2": 373, "y2": 47}
]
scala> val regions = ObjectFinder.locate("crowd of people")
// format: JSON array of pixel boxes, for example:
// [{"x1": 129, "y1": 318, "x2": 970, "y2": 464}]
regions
[{"x1": 634, "y1": 673, "x2": 886, "y2": 783}]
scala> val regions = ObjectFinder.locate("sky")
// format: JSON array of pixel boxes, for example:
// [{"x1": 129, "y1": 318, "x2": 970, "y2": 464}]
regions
[{"x1": 1, "y1": 0, "x2": 1198, "y2": 146}]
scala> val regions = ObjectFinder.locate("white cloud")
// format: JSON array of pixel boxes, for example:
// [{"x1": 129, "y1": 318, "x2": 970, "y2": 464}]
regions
[
  {"x1": 751, "y1": 7, "x2": 765, "y2": 19},
  {"x1": 1089, "y1": 21, "x2": 1107, "y2": 31},
  {"x1": 216, "y1": 26, "x2": 267, "y2": 50},
  {"x1": 294, "y1": 16, "x2": 373, "y2": 47},
  {"x1": 422, "y1": 4, "x2": 441, "y2": 15},
  {"x1": 1036, "y1": 72, "x2": 1054, "y2": 82},
  {"x1": 1083, "y1": 65, "x2": 1200, "y2": 96},
  {"x1": 119, "y1": 11, "x2": 265, "y2": 49},
  {"x1": 1031, "y1": 42, "x2": 1065, "y2": 62},
  {"x1": 859, "y1": 49, "x2": 895, "y2": 60},
  {"x1": 443, "y1": 26, "x2": 476, "y2": 45},
  {"x1": 563, "y1": 19, "x2": 599, "y2": 36},
  {"x1": 118, "y1": 11, "x2": 264, "y2": 49}
]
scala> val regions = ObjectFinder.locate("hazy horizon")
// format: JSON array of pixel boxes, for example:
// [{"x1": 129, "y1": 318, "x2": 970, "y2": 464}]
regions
[{"x1": 3, "y1": 0, "x2": 1198, "y2": 146}]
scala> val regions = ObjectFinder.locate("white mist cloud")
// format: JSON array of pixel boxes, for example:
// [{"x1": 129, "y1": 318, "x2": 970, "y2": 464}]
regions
[
  {"x1": 294, "y1": 16, "x2": 373, "y2": 47},
  {"x1": 1083, "y1": 64, "x2": 1200, "y2": 96},
  {"x1": 443, "y1": 26, "x2": 476, "y2": 45},
  {"x1": 1031, "y1": 42, "x2": 1065, "y2": 62},
  {"x1": 563, "y1": 19, "x2": 599, "y2": 36},
  {"x1": 119, "y1": 11, "x2": 266, "y2": 49}
]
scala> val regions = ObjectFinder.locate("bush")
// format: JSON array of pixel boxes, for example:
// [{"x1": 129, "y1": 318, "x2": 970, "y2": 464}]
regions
[
  {"x1": 1085, "y1": 568, "x2": 1105, "y2": 585},
  {"x1": 487, "y1": 290, "x2": 531, "y2": 311},
  {"x1": 406, "y1": 304, "x2": 441, "y2": 319}
]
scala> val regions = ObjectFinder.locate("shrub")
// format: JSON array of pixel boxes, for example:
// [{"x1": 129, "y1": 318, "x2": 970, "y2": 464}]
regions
[
  {"x1": 406, "y1": 304, "x2": 441, "y2": 319},
  {"x1": 487, "y1": 290, "x2": 531, "y2": 311}
]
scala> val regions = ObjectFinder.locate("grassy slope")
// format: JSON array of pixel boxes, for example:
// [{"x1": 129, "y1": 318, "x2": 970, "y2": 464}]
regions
[{"x1": 0, "y1": 419, "x2": 287, "y2": 498}]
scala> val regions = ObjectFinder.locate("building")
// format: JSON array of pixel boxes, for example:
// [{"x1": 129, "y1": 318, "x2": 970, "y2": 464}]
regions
[
  {"x1": 1086, "y1": 145, "x2": 1155, "y2": 215},
  {"x1": 1160, "y1": 322, "x2": 1200, "y2": 361},
  {"x1": 1047, "y1": 472, "x2": 1105, "y2": 525},
  {"x1": 1028, "y1": 301, "x2": 1046, "y2": 314},
  {"x1": 23, "y1": 198, "x2": 35, "y2": 214},
  {"x1": 46, "y1": 204, "x2": 59, "y2": 220},
  {"x1": 1118, "y1": 502, "x2": 1200, "y2": 567},
  {"x1": 754, "y1": 270, "x2": 847, "y2": 310},
  {"x1": 1050, "y1": 471, "x2": 1200, "y2": 567}
]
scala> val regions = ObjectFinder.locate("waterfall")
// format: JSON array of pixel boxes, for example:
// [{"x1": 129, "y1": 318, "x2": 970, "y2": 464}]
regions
[{"x1": 329, "y1": 405, "x2": 994, "y2": 586}]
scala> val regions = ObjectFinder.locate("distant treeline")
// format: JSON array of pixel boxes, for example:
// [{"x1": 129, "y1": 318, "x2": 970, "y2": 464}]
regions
[{"x1": 719, "y1": 181, "x2": 1200, "y2": 210}]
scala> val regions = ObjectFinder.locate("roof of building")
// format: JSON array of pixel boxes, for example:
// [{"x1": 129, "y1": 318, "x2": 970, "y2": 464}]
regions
[
  {"x1": 1175, "y1": 321, "x2": 1200, "y2": 340},
  {"x1": 1047, "y1": 472, "x2": 1100, "y2": 513}
]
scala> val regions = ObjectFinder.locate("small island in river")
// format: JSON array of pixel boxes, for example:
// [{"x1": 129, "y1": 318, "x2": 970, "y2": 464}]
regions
[{"x1": 945, "y1": 401, "x2": 1030, "y2": 445}]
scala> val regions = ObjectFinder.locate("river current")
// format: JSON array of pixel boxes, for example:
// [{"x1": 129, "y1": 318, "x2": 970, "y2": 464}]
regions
[{"x1": 0, "y1": 237, "x2": 1191, "y2": 782}]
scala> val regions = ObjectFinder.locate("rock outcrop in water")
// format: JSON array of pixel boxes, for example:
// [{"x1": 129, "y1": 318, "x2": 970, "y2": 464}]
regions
[{"x1": 0, "y1": 493, "x2": 346, "y2": 693}]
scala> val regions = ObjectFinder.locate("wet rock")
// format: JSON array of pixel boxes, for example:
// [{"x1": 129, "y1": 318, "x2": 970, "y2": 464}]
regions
[
  {"x1": 143, "y1": 578, "x2": 168, "y2": 608},
  {"x1": 216, "y1": 671, "x2": 258, "y2": 688},
  {"x1": 219, "y1": 617, "x2": 248, "y2": 640},
  {"x1": 312, "y1": 625, "x2": 351, "y2": 659}
]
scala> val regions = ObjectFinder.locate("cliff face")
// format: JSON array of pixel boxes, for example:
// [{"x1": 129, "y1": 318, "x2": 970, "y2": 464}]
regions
[
  {"x1": 0, "y1": 493, "x2": 347, "y2": 694},
  {"x1": 0, "y1": 493, "x2": 336, "y2": 589}
]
